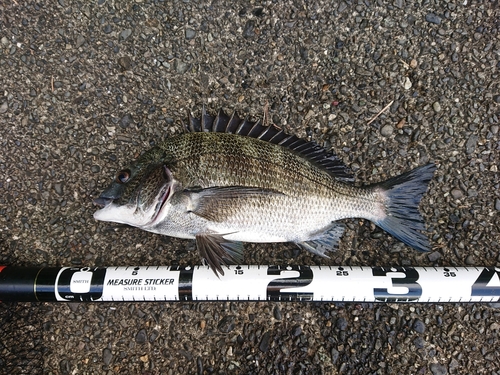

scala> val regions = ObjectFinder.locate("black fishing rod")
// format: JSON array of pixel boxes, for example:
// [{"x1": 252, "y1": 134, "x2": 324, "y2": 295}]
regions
[{"x1": 1, "y1": 265, "x2": 499, "y2": 303}]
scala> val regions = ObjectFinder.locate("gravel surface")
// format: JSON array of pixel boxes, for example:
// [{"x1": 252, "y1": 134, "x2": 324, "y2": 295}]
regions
[{"x1": 1, "y1": 0, "x2": 499, "y2": 374}]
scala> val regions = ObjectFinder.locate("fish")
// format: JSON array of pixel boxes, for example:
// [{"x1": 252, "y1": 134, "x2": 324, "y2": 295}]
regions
[{"x1": 93, "y1": 108, "x2": 436, "y2": 276}]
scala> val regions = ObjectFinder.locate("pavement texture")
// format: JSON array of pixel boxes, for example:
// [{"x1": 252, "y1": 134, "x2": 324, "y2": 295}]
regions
[{"x1": 0, "y1": 0, "x2": 499, "y2": 374}]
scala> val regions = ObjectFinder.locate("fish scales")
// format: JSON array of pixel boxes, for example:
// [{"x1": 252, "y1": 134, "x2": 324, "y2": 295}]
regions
[
  {"x1": 157, "y1": 133, "x2": 373, "y2": 234},
  {"x1": 163, "y1": 132, "x2": 363, "y2": 203},
  {"x1": 93, "y1": 109, "x2": 436, "y2": 275}
]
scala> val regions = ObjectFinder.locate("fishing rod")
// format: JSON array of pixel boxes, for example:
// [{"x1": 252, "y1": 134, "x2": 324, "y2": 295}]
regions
[{"x1": 1, "y1": 265, "x2": 499, "y2": 303}]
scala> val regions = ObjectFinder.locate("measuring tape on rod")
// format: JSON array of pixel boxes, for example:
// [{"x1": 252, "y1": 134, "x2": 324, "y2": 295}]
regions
[{"x1": 1, "y1": 265, "x2": 499, "y2": 303}]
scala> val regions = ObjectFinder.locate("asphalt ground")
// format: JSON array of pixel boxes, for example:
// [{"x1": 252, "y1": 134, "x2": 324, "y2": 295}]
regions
[{"x1": 0, "y1": 1, "x2": 499, "y2": 374}]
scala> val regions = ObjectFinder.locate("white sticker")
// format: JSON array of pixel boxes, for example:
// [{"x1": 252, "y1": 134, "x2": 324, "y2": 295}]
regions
[{"x1": 70, "y1": 270, "x2": 93, "y2": 293}]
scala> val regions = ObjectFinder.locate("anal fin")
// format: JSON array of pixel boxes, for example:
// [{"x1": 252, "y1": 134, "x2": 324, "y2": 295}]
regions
[
  {"x1": 296, "y1": 223, "x2": 345, "y2": 258},
  {"x1": 196, "y1": 233, "x2": 244, "y2": 277}
]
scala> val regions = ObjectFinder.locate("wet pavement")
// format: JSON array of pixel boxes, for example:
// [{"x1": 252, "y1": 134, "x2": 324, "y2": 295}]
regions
[{"x1": 0, "y1": 1, "x2": 499, "y2": 374}]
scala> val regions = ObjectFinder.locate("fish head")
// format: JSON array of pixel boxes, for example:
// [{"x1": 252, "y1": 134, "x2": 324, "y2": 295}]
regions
[{"x1": 93, "y1": 151, "x2": 176, "y2": 228}]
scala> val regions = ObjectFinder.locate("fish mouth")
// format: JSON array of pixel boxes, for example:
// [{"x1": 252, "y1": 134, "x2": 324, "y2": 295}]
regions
[
  {"x1": 93, "y1": 185, "x2": 171, "y2": 226},
  {"x1": 147, "y1": 184, "x2": 172, "y2": 225},
  {"x1": 93, "y1": 197, "x2": 114, "y2": 208},
  {"x1": 147, "y1": 165, "x2": 175, "y2": 225}
]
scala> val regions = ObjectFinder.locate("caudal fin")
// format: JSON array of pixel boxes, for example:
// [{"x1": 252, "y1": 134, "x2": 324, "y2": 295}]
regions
[{"x1": 375, "y1": 163, "x2": 436, "y2": 252}]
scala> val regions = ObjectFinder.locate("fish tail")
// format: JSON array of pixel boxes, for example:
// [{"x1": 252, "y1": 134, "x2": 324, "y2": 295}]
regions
[{"x1": 374, "y1": 163, "x2": 436, "y2": 252}]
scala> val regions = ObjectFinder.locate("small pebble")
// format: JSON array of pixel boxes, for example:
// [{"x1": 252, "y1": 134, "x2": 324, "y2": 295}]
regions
[
  {"x1": 465, "y1": 135, "x2": 478, "y2": 154},
  {"x1": 430, "y1": 363, "x2": 448, "y2": 375},
  {"x1": 217, "y1": 316, "x2": 235, "y2": 333},
  {"x1": 450, "y1": 188, "x2": 464, "y2": 199},
  {"x1": 59, "y1": 359, "x2": 71, "y2": 374},
  {"x1": 495, "y1": 199, "x2": 500, "y2": 211},
  {"x1": 259, "y1": 331, "x2": 271, "y2": 352},
  {"x1": 467, "y1": 189, "x2": 478, "y2": 198},
  {"x1": 175, "y1": 59, "x2": 190, "y2": 74},
  {"x1": 413, "y1": 319, "x2": 426, "y2": 334},
  {"x1": 243, "y1": 20, "x2": 255, "y2": 38},
  {"x1": 381, "y1": 125, "x2": 394, "y2": 137},
  {"x1": 118, "y1": 56, "x2": 132, "y2": 70},
  {"x1": 185, "y1": 28, "x2": 196, "y2": 40},
  {"x1": 197, "y1": 357, "x2": 203, "y2": 375},
  {"x1": 54, "y1": 183, "x2": 64, "y2": 196},
  {"x1": 273, "y1": 305, "x2": 282, "y2": 320},
  {"x1": 103, "y1": 348, "x2": 113, "y2": 365},
  {"x1": 489, "y1": 322, "x2": 500, "y2": 330},
  {"x1": 428, "y1": 251, "x2": 442, "y2": 262},
  {"x1": 465, "y1": 255, "x2": 475, "y2": 265},
  {"x1": 433, "y1": 102, "x2": 442, "y2": 112},
  {"x1": 414, "y1": 336, "x2": 425, "y2": 349},
  {"x1": 76, "y1": 35, "x2": 85, "y2": 48},
  {"x1": 336, "y1": 317, "x2": 348, "y2": 331},
  {"x1": 403, "y1": 77, "x2": 412, "y2": 90},
  {"x1": 119, "y1": 29, "x2": 132, "y2": 41},
  {"x1": 119, "y1": 113, "x2": 134, "y2": 128},
  {"x1": 291, "y1": 325, "x2": 302, "y2": 336},
  {"x1": 449, "y1": 358, "x2": 459, "y2": 371},
  {"x1": 425, "y1": 13, "x2": 442, "y2": 25},
  {"x1": 103, "y1": 24, "x2": 113, "y2": 34},
  {"x1": 135, "y1": 329, "x2": 147, "y2": 344},
  {"x1": 331, "y1": 348, "x2": 340, "y2": 364}
]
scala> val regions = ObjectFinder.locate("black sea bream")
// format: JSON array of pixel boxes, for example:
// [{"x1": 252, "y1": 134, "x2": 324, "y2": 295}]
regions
[{"x1": 94, "y1": 109, "x2": 436, "y2": 275}]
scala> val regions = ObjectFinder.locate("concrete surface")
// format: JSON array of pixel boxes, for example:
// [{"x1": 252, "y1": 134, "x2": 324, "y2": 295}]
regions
[{"x1": 0, "y1": 0, "x2": 499, "y2": 374}]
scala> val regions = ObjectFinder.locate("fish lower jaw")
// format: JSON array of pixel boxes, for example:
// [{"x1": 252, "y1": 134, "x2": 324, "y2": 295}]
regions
[
  {"x1": 146, "y1": 203, "x2": 171, "y2": 228},
  {"x1": 94, "y1": 204, "x2": 153, "y2": 227}
]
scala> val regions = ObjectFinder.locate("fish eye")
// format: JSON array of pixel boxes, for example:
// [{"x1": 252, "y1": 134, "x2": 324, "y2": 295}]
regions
[{"x1": 116, "y1": 169, "x2": 131, "y2": 184}]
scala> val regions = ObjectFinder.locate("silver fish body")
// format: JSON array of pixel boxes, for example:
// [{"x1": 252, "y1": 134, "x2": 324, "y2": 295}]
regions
[{"x1": 94, "y1": 109, "x2": 436, "y2": 275}]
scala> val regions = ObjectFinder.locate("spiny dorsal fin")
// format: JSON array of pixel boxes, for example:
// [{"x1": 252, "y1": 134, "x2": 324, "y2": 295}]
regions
[{"x1": 186, "y1": 108, "x2": 354, "y2": 182}]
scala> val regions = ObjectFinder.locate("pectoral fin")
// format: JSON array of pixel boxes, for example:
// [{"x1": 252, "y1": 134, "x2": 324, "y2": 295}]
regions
[
  {"x1": 196, "y1": 233, "x2": 245, "y2": 277},
  {"x1": 296, "y1": 223, "x2": 345, "y2": 258},
  {"x1": 185, "y1": 186, "x2": 283, "y2": 222}
]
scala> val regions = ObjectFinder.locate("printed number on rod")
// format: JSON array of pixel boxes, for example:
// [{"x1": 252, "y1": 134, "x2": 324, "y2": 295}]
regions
[
  {"x1": 372, "y1": 267, "x2": 423, "y2": 302},
  {"x1": 336, "y1": 267, "x2": 349, "y2": 276}
]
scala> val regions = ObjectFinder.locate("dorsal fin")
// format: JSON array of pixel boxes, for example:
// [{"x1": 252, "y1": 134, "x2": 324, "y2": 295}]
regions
[{"x1": 185, "y1": 108, "x2": 354, "y2": 182}]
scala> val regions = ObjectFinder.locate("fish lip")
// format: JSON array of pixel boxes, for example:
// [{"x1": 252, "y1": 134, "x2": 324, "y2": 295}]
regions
[
  {"x1": 147, "y1": 185, "x2": 172, "y2": 225},
  {"x1": 146, "y1": 166, "x2": 175, "y2": 226},
  {"x1": 93, "y1": 197, "x2": 114, "y2": 207}
]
